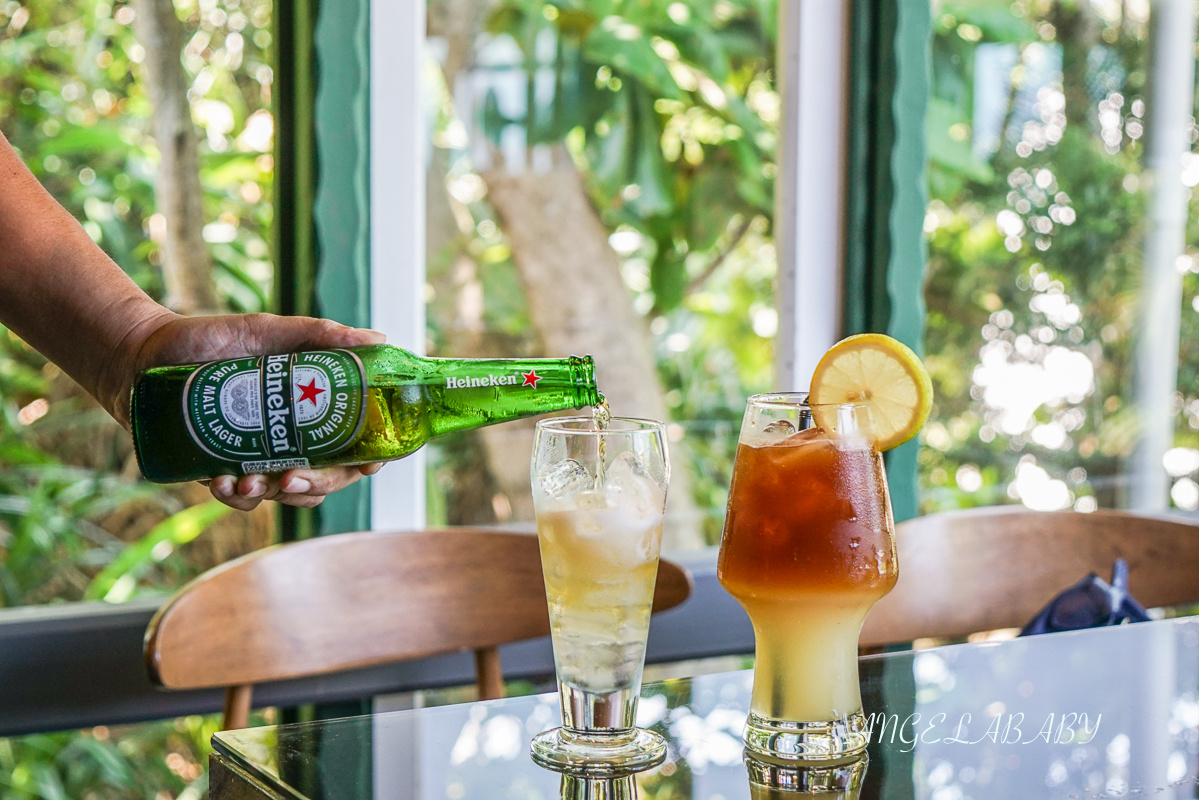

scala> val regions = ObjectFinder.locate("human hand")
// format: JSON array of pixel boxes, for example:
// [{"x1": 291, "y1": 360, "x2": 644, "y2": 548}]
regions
[
  {"x1": 204, "y1": 463, "x2": 385, "y2": 512},
  {"x1": 110, "y1": 312, "x2": 388, "y2": 510}
]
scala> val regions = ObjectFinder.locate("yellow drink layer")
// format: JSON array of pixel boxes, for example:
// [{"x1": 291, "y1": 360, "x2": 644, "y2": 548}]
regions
[
  {"x1": 537, "y1": 503, "x2": 663, "y2": 694},
  {"x1": 738, "y1": 592, "x2": 881, "y2": 722}
]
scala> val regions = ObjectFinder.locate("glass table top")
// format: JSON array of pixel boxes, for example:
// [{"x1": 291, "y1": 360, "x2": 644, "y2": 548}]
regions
[{"x1": 213, "y1": 617, "x2": 1199, "y2": 799}]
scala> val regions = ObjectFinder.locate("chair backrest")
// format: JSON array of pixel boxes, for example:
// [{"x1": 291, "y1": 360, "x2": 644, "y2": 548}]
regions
[
  {"x1": 144, "y1": 527, "x2": 692, "y2": 730},
  {"x1": 860, "y1": 507, "x2": 1199, "y2": 647}
]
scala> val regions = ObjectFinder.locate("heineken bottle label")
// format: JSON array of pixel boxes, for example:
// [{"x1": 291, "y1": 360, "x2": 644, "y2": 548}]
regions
[{"x1": 183, "y1": 350, "x2": 366, "y2": 472}]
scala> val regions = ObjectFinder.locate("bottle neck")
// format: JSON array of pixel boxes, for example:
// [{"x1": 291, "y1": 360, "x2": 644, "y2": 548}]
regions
[
  {"x1": 358, "y1": 346, "x2": 599, "y2": 409},
  {"x1": 424, "y1": 356, "x2": 596, "y2": 402},
  {"x1": 419, "y1": 355, "x2": 600, "y2": 436}
]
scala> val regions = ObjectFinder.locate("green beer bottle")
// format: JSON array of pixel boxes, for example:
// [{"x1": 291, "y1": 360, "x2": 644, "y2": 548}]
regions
[{"x1": 130, "y1": 345, "x2": 599, "y2": 483}]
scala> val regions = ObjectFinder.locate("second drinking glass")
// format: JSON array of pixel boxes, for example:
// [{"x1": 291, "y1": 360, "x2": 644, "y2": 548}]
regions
[
  {"x1": 718, "y1": 393, "x2": 897, "y2": 760},
  {"x1": 530, "y1": 416, "x2": 670, "y2": 775}
]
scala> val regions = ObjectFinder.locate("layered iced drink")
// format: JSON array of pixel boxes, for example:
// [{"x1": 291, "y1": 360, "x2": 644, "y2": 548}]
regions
[{"x1": 718, "y1": 395, "x2": 897, "y2": 759}]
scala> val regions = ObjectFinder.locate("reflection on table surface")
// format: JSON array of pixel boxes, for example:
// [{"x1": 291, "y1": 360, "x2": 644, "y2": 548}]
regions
[{"x1": 213, "y1": 617, "x2": 1199, "y2": 799}]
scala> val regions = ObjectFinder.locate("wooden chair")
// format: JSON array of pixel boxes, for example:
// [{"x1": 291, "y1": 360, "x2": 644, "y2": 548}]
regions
[
  {"x1": 860, "y1": 506, "x2": 1199, "y2": 647},
  {"x1": 144, "y1": 527, "x2": 693, "y2": 730}
]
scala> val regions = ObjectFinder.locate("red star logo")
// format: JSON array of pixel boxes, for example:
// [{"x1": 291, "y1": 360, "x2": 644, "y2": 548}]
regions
[
  {"x1": 521, "y1": 369, "x2": 542, "y2": 389},
  {"x1": 296, "y1": 378, "x2": 326, "y2": 406}
]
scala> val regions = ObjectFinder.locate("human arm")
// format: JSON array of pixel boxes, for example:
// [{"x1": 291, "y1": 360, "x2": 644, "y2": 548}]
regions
[{"x1": 0, "y1": 129, "x2": 383, "y2": 510}]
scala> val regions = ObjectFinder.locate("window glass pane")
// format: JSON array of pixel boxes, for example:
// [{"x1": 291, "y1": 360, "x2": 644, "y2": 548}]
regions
[
  {"x1": 0, "y1": 0, "x2": 277, "y2": 607},
  {"x1": 922, "y1": 0, "x2": 1196, "y2": 512},
  {"x1": 0, "y1": 0, "x2": 275, "y2": 788},
  {"x1": 422, "y1": 0, "x2": 778, "y2": 551}
]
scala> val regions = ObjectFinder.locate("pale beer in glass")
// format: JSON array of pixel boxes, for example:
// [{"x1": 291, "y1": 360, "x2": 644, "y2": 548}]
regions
[{"x1": 530, "y1": 416, "x2": 670, "y2": 774}]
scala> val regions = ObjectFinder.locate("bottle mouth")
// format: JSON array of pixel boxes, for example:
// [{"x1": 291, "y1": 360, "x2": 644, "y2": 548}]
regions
[{"x1": 572, "y1": 355, "x2": 596, "y2": 376}]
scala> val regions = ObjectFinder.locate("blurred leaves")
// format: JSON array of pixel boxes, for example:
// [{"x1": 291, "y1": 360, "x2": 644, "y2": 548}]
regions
[
  {"x1": 0, "y1": 0, "x2": 275, "y2": 794},
  {"x1": 0, "y1": 716, "x2": 219, "y2": 800},
  {"x1": 0, "y1": 0, "x2": 277, "y2": 309},
  {"x1": 582, "y1": 19, "x2": 683, "y2": 100},
  {"x1": 482, "y1": 0, "x2": 775, "y2": 316},
  {"x1": 926, "y1": 97, "x2": 995, "y2": 197},
  {"x1": 85, "y1": 500, "x2": 232, "y2": 602},
  {"x1": 919, "y1": 0, "x2": 1194, "y2": 512},
  {"x1": 431, "y1": 0, "x2": 779, "y2": 540}
]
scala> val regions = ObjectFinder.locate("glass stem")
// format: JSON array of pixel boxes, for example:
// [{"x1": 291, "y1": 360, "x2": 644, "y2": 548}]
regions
[{"x1": 560, "y1": 683, "x2": 639, "y2": 736}]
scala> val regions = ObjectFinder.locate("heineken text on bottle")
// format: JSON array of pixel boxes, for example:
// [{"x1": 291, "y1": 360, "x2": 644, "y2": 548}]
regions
[{"x1": 131, "y1": 345, "x2": 599, "y2": 483}]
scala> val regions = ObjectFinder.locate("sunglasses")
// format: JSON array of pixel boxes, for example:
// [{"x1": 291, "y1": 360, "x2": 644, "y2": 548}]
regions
[{"x1": 1021, "y1": 558, "x2": 1150, "y2": 637}]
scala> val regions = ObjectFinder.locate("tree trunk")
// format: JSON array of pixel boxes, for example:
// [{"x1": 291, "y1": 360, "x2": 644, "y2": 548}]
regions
[
  {"x1": 483, "y1": 165, "x2": 702, "y2": 549},
  {"x1": 428, "y1": 0, "x2": 702, "y2": 546},
  {"x1": 132, "y1": 0, "x2": 222, "y2": 315},
  {"x1": 1051, "y1": 0, "x2": 1102, "y2": 134},
  {"x1": 427, "y1": 0, "x2": 495, "y2": 90}
]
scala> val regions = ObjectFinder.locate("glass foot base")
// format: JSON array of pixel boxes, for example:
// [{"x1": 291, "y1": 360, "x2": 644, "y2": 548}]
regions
[
  {"x1": 530, "y1": 727, "x2": 667, "y2": 776},
  {"x1": 745, "y1": 750, "x2": 868, "y2": 794},
  {"x1": 743, "y1": 711, "x2": 869, "y2": 761}
]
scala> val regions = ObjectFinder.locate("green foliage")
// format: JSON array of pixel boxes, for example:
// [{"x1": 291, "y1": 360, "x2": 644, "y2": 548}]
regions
[
  {"x1": 0, "y1": 0, "x2": 277, "y2": 794},
  {"x1": 484, "y1": 0, "x2": 776, "y2": 316},
  {"x1": 0, "y1": 0, "x2": 276, "y2": 309},
  {"x1": 920, "y1": 0, "x2": 1194, "y2": 512},
  {"x1": 926, "y1": 97, "x2": 995, "y2": 197},
  {"x1": 85, "y1": 500, "x2": 232, "y2": 602},
  {"x1": 0, "y1": 717, "x2": 216, "y2": 800},
  {"x1": 0, "y1": 332, "x2": 177, "y2": 607},
  {"x1": 464, "y1": 0, "x2": 777, "y2": 539}
]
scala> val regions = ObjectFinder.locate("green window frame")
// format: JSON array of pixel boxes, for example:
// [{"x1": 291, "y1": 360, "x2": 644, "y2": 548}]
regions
[{"x1": 281, "y1": 0, "x2": 933, "y2": 537}]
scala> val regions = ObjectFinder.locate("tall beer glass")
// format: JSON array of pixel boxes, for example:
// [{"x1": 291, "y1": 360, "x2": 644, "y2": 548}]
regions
[
  {"x1": 718, "y1": 394, "x2": 897, "y2": 760},
  {"x1": 530, "y1": 417, "x2": 669, "y2": 774}
]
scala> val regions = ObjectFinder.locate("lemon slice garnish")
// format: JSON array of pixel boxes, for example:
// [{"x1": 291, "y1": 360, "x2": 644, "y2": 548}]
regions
[{"x1": 808, "y1": 333, "x2": 933, "y2": 451}]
